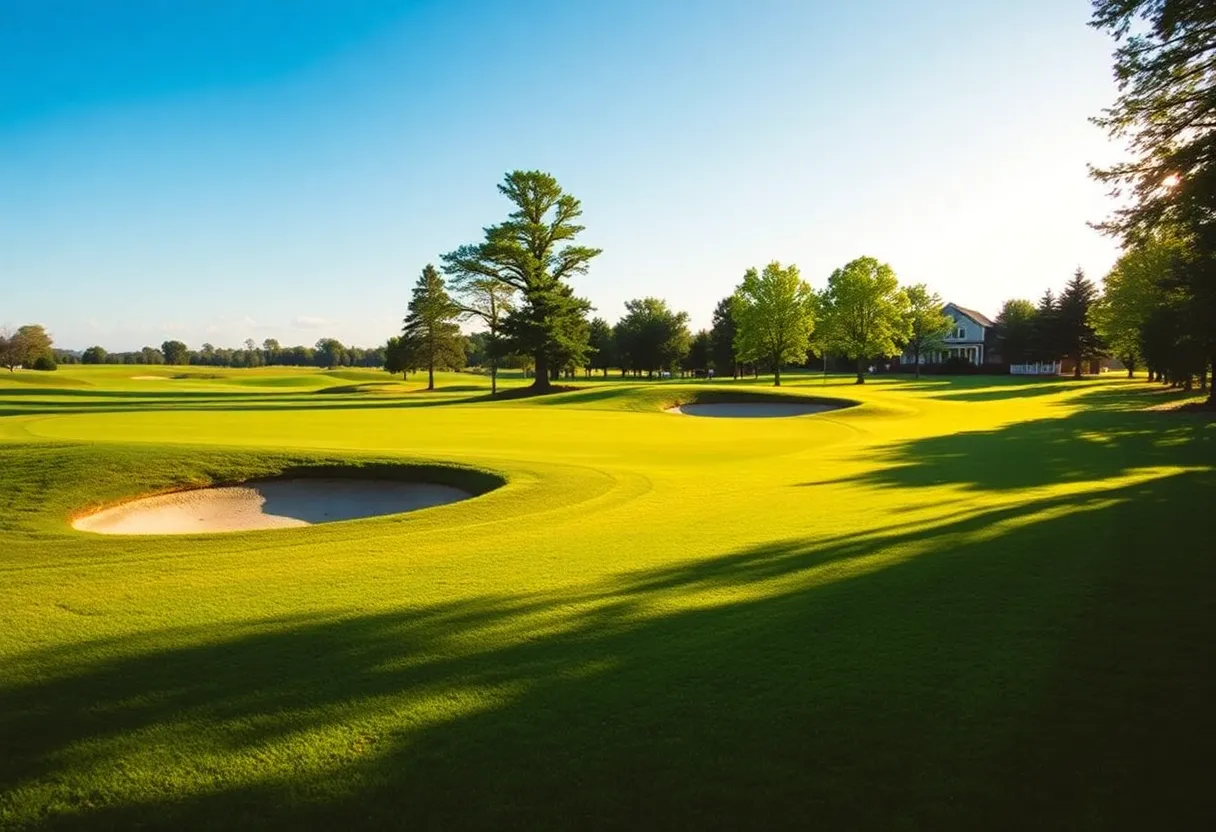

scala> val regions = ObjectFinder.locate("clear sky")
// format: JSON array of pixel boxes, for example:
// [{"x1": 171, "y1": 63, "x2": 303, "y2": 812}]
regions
[{"x1": 1, "y1": 0, "x2": 1124, "y2": 351}]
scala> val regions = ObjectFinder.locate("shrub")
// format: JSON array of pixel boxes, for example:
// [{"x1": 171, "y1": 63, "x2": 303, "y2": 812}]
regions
[{"x1": 31, "y1": 355, "x2": 58, "y2": 371}]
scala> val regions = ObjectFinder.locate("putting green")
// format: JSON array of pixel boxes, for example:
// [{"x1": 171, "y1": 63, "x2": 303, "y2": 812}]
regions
[{"x1": 1, "y1": 366, "x2": 1213, "y2": 828}]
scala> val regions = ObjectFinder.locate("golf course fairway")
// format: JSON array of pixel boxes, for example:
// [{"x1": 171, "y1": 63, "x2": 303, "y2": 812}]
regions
[{"x1": 1, "y1": 366, "x2": 1214, "y2": 828}]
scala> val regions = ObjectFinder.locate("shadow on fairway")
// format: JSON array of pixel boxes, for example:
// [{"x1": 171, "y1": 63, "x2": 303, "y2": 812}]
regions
[
  {"x1": 3, "y1": 454, "x2": 1214, "y2": 828},
  {"x1": 803, "y1": 390, "x2": 1215, "y2": 493}
]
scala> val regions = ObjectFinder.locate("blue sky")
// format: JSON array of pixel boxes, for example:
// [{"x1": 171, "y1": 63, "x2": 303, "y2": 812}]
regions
[{"x1": 1, "y1": 0, "x2": 1123, "y2": 351}]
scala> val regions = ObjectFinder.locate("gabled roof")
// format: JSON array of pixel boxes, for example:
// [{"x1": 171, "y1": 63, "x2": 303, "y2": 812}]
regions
[{"x1": 946, "y1": 303, "x2": 995, "y2": 329}]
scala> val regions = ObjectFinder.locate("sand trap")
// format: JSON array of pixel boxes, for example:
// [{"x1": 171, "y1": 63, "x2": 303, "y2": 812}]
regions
[
  {"x1": 667, "y1": 402, "x2": 840, "y2": 418},
  {"x1": 73, "y1": 478, "x2": 472, "y2": 535},
  {"x1": 129, "y1": 375, "x2": 164, "y2": 381}
]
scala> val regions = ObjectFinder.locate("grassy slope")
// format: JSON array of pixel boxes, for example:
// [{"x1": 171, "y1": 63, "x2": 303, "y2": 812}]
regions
[{"x1": 1, "y1": 367, "x2": 1214, "y2": 829}]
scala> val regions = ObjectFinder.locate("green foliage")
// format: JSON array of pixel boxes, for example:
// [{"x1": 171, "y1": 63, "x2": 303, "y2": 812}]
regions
[
  {"x1": 1091, "y1": 0, "x2": 1216, "y2": 400},
  {"x1": 819, "y1": 256, "x2": 910, "y2": 383},
  {"x1": 614, "y1": 298, "x2": 692, "y2": 377},
  {"x1": 902, "y1": 284, "x2": 953, "y2": 377},
  {"x1": 0, "y1": 324, "x2": 54, "y2": 371},
  {"x1": 314, "y1": 338, "x2": 347, "y2": 370},
  {"x1": 402, "y1": 265, "x2": 464, "y2": 390},
  {"x1": 442, "y1": 171, "x2": 601, "y2": 390},
  {"x1": 993, "y1": 299, "x2": 1037, "y2": 365},
  {"x1": 81, "y1": 346, "x2": 108, "y2": 365},
  {"x1": 732, "y1": 261, "x2": 817, "y2": 387},
  {"x1": 683, "y1": 329, "x2": 712, "y2": 374},
  {"x1": 587, "y1": 317, "x2": 616, "y2": 376},
  {"x1": 710, "y1": 296, "x2": 740, "y2": 376},
  {"x1": 1057, "y1": 269, "x2": 1107, "y2": 378},
  {"x1": 31, "y1": 354, "x2": 57, "y2": 371},
  {"x1": 161, "y1": 340, "x2": 190, "y2": 365}
]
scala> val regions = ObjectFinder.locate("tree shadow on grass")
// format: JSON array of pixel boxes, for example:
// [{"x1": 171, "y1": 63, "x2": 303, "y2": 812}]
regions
[
  {"x1": 3, "y1": 469, "x2": 1214, "y2": 829},
  {"x1": 804, "y1": 395, "x2": 1215, "y2": 493}
]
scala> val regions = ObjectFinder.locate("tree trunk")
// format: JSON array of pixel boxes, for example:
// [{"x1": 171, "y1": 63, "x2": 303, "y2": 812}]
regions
[
  {"x1": 914, "y1": 348, "x2": 921, "y2": 379},
  {"x1": 773, "y1": 358, "x2": 781, "y2": 387},
  {"x1": 855, "y1": 357, "x2": 866, "y2": 384},
  {"x1": 427, "y1": 362, "x2": 434, "y2": 391},
  {"x1": 532, "y1": 351, "x2": 551, "y2": 391},
  {"x1": 490, "y1": 360, "x2": 497, "y2": 396},
  {"x1": 1209, "y1": 352, "x2": 1216, "y2": 406}
]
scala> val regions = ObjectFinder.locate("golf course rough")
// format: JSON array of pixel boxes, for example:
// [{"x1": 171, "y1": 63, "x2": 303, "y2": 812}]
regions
[{"x1": 1, "y1": 365, "x2": 1214, "y2": 829}]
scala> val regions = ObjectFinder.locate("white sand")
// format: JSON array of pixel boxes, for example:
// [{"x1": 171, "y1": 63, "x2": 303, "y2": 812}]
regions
[
  {"x1": 666, "y1": 402, "x2": 840, "y2": 418},
  {"x1": 129, "y1": 375, "x2": 164, "y2": 380},
  {"x1": 73, "y1": 478, "x2": 472, "y2": 535}
]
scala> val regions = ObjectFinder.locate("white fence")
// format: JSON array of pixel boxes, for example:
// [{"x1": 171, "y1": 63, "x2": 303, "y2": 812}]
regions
[{"x1": 1009, "y1": 362, "x2": 1062, "y2": 376}]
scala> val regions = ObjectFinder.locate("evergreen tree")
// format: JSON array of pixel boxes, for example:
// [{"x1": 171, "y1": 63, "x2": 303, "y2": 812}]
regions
[
  {"x1": 587, "y1": 317, "x2": 616, "y2": 377},
  {"x1": 709, "y1": 296, "x2": 740, "y2": 378},
  {"x1": 402, "y1": 264, "x2": 462, "y2": 391},
  {"x1": 442, "y1": 171, "x2": 601, "y2": 392},
  {"x1": 1057, "y1": 268, "x2": 1107, "y2": 378}
]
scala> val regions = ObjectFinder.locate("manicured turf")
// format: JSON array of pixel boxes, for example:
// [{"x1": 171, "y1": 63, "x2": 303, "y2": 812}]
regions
[{"x1": 1, "y1": 366, "x2": 1214, "y2": 829}]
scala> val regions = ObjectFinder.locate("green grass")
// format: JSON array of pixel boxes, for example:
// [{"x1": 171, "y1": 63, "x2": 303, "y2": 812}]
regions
[{"x1": 1, "y1": 367, "x2": 1214, "y2": 829}]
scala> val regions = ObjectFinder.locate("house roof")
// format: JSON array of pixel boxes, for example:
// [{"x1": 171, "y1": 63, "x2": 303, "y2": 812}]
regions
[{"x1": 947, "y1": 303, "x2": 995, "y2": 329}]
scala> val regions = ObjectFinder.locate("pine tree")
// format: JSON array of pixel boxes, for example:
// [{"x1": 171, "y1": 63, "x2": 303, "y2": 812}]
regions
[
  {"x1": 1057, "y1": 268, "x2": 1107, "y2": 378},
  {"x1": 402, "y1": 265, "x2": 463, "y2": 391}
]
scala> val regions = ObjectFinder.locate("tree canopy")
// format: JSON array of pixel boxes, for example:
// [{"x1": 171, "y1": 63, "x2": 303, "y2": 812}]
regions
[
  {"x1": 442, "y1": 171, "x2": 600, "y2": 391},
  {"x1": 402, "y1": 264, "x2": 463, "y2": 390},
  {"x1": 901, "y1": 284, "x2": 953, "y2": 378},
  {"x1": 819, "y1": 256, "x2": 910, "y2": 383},
  {"x1": 614, "y1": 298, "x2": 691, "y2": 378},
  {"x1": 731, "y1": 261, "x2": 817, "y2": 387}
]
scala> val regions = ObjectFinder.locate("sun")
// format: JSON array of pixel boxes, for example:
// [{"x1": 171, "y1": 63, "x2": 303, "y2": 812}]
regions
[{"x1": 1162, "y1": 173, "x2": 1182, "y2": 189}]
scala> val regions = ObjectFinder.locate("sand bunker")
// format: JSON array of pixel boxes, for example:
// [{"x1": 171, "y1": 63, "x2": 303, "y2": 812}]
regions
[
  {"x1": 73, "y1": 478, "x2": 472, "y2": 535},
  {"x1": 667, "y1": 402, "x2": 841, "y2": 418}
]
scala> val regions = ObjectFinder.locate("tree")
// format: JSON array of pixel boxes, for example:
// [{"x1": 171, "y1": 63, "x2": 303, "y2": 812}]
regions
[
  {"x1": 731, "y1": 261, "x2": 817, "y2": 387},
  {"x1": 383, "y1": 336, "x2": 417, "y2": 378},
  {"x1": 442, "y1": 170, "x2": 601, "y2": 392},
  {"x1": 1057, "y1": 268, "x2": 1107, "y2": 378},
  {"x1": 444, "y1": 268, "x2": 515, "y2": 395},
  {"x1": 1094, "y1": 235, "x2": 1183, "y2": 378},
  {"x1": 16, "y1": 325, "x2": 53, "y2": 367},
  {"x1": 709, "y1": 296, "x2": 740, "y2": 378},
  {"x1": 819, "y1": 256, "x2": 910, "y2": 384},
  {"x1": 314, "y1": 338, "x2": 346, "y2": 369},
  {"x1": 140, "y1": 346, "x2": 164, "y2": 365},
  {"x1": 684, "y1": 329, "x2": 712, "y2": 376},
  {"x1": 1031, "y1": 290, "x2": 1063, "y2": 364},
  {"x1": 402, "y1": 264, "x2": 463, "y2": 391},
  {"x1": 614, "y1": 298, "x2": 692, "y2": 378},
  {"x1": 992, "y1": 299, "x2": 1037, "y2": 366},
  {"x1": 587, "y1": 317, "x2": 616, "y2": 377},
  {"x1": 902, "y1": 284, "x2": 954, "y2": 378},
  {"x1": 161, "y1": 340, "x2": 189, "y2": 365},
  {"x1": 81, "y1": 346, "x2": 108, "y2": 365},
  {"x1": 1091, "y1": 0, "x2": 1216, "y2": 403}
]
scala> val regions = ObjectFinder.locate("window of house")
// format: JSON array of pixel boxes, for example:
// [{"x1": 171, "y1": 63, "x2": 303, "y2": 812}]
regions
[{"x1": 954, "y1": 326, "x2": 966, "y2": 339}]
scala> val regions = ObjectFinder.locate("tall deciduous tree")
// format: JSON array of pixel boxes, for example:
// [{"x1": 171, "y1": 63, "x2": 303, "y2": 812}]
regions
[
  {"x1": 1058, "y1": 268, "x2": 1107, "y2": 378},
  {"x1": 993, "y1": 299, "x2": 1038, "y2": 366},
  {"x1": 1091, "y1": 0, "x2": 1216, "y2": 402},
  {"x1": 442, "y1": 171, "x2": 601, "y2": 392},
  {"x1": 81, "y1": 345, "x2": 108, "y2": 365},
  {"x1": 402, "y1": 265, "x2": 463, "y2": 391},
  {"x1": 902, "y1": 284, "x2": 954, "y2": 378},
  {"x1": 1094, "y1": 235, "x2": 1183, "y2": 378},
  {"x1": 732, "y1": 261, "x2": 817, "y2": 387},
  {"x1": 819, "y1": 256, "x2": 910, "y2": 384},
  {"x1": 314, "y1": 338, "x2": 346, "y2": 370}
]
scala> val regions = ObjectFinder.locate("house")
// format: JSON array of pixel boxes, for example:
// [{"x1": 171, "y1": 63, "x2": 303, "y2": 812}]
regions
[{"x1": 903, "y1": 303, "x2": 996, "y2": 365}]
